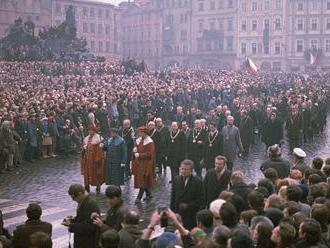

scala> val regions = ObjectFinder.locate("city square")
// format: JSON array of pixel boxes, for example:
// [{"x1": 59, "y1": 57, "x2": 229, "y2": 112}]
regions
[{"x1": 1, "y1": 1, "x2": 330, "y2": 248}]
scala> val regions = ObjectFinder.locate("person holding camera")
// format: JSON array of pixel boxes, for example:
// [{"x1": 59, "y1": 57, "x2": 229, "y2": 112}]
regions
[
  {"x1": 170, "y1": 159, "x2": 204, "y2": 230},
  {"x1": 91, "y1": 185, "x2": 128, "y2": 232},
  {"x1": 62, "y1": 184, "x2": 100, "y2": 248}
]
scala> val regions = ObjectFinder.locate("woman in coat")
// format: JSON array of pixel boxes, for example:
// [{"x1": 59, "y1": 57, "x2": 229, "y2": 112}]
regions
[
  {"x1": 132, "y1": 126, "x2": 156, "y2": 204},
  {"x1": 103, "y1": 128, "x2": 127, "y2": 186},
  {"x1": 81, "y1": 125, "x2": 104, "y2": 193}
]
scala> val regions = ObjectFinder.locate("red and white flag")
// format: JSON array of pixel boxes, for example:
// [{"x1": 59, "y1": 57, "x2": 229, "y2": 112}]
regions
[
  {"x1": 310, "y1": 51, "x2": 317, "y2": 65},
  {"x1": 245, "y1": 58, "x2": 258, "y2": 75}
]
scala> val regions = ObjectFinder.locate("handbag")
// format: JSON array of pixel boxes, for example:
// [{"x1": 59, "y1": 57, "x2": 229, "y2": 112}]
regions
[{"x1": 42, "y1": 136, "x2": 53, "y2": 146}]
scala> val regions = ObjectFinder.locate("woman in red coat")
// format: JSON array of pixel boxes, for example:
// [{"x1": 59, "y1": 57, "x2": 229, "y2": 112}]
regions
[{"x1": 132, "y1": 126, "x2": 156, "y2": 204}]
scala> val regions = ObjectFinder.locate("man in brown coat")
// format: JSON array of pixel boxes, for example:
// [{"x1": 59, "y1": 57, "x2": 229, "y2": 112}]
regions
[{"x1": 13, "y1": 203, "x2": 52, "y2": 248}]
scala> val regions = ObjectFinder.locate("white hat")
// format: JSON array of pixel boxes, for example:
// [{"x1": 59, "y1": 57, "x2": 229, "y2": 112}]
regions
[
  {"x1": 210, "y1": 199, "x2": 226, "y2": 218},
  {"x1": 293, "y1": 148, "x2": 306, "y2": 158}
]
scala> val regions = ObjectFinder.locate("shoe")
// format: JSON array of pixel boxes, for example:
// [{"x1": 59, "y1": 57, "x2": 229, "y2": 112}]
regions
[
  {"x1": 85, "y1": 186, "x2": 90, "y2": 193},
  {"x1": 96, "y1": 186, "x2": 101, "y2": 194},
  {"x1": 143, "y1": 195, "x2": 152, "y2": 201},
  {"x1": 135, "y1": 198, "x2": 142, "y2": 204}
]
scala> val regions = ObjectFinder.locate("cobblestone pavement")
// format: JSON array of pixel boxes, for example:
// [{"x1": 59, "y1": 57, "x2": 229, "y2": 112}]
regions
[{"x1": 1, "y1": 117, "x2": 330, "y2": 247}]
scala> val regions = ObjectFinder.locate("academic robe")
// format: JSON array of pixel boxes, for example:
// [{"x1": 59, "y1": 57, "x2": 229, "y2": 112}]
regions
[
  {"x1": 103, "y1": 136, "x2": 127, "y2": 186},
  {"x1": 132, "y1": 136, "x2": 156, "y2": 189},
  {"x1": 81, "y1": 134, "x2": 104, "y2": 187},
  {"x1": 204, "y1": 130, "x2": 222, "y2": 170}
]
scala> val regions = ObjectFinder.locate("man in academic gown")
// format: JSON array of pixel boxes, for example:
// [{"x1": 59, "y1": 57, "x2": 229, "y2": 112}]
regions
[
  {"x1": 166, "y1": 122, "x2": 186, "y2": 181},
  {"x1": 187, "y1": 119, "x2": 207, "y2": 178},
  {"x1": 204, "y1": 122, "x2": 222, "y2": 170}
]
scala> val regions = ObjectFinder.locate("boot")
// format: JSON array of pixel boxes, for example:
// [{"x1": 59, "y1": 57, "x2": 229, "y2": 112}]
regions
[
  {"x1": 85, "y1": 185, "x2": 90, "y2": 193},
  {"x1": 96, "y1": 186, "x2": 101, "y2": 194}
]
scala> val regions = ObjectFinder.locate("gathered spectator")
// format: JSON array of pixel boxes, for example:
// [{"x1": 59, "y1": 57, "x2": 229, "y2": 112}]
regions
[
  {"x1": 29, "y1": 232, "x2": 52, "y2": 248},
  {"x1": 13, "y1": 203, "x2": 52, "y2": 248}
]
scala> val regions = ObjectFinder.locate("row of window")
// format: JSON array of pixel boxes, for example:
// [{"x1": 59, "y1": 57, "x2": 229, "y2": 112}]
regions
[
  {"x1": 240, "y1": 42, "x2": 282, "y2": 55},
  {"x1": 164, "y1": 0, "x2": 190, "y2": 9},
  {"x1": 55, "y1": 4, "x2": 115, "y2": 20},
  {"x1": 198, "y1": 0, "x2": 233, "y2": 11},
  {"x1": 197, "y1": 37, "x2": 233, "y2": 52},
  {"x1": 295, "y1": 39, "x2": 330, "y2": 52},
  {"x1": 89, "y1": 40, "x2": 118, "y2": 53},
  {"x1": 239, "y1": 39, "x2": 330, "y2": 55},
  {"x1": 198, "y1": 18, "x2": 233, "y2": 32},
  {"x1": 165, "y1": 13, "x2": 189, "y2": 25},
  {"x1": 82, "y1": 23, "x2": 114, "y2": 35},
  {"x1": 240, "y1": 0, "x2": 282, "y2": 12},
  {"x1": 295, "y1": 18, "x2": 330, "y2": 31},
  {"x1": 296, "y1": 0, "x2": 330, "y2": 11},
  {"x1": 241, "y1": 18, "x2": 281, "y2": 32}
]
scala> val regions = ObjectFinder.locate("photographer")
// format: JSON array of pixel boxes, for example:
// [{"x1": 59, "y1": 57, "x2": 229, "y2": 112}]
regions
[
  {"x1": 91, "y1": 185, "x2": 127, "y2": 232},
  {"x1": 62, "y1": 184, "x2": 100, "y2": 248},
  {"x1": 136, "y1": 208, "x2": 193, "y2": 248}
]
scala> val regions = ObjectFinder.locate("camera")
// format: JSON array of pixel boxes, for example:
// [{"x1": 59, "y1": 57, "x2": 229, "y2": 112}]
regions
[
  {"x1": 158, "y1": 207, "x2": 168, "y2": 228},
  {"x1": 63, "y1": 215, "x2": 74, "y2": 223}
]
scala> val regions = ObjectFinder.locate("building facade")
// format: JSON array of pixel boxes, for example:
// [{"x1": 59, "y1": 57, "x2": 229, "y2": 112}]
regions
[
  {"x1": 158, "y1": 0, "x2": 192, "y2": 67},
  {"x1": 1, "y1": 0, "x2": 330, "y2": 71},
  {"x1": 51, "y1": 0, "x2": 120, "y2": 60},
  {"x1": 120, "y1": 1, "x2": 163, "y2": 70},
  {"x1": 237, "y1": 0, "x2": 288, "y2": 71},
  {"x1": 0, "y1": 0, "x2": 52, "y2": 38},
  {"x1": 286, "y1": 0, "x2": 330, "y2": 72},
  {"x1": 189, "y1": 0, "x2": 238, "y2": 69}
]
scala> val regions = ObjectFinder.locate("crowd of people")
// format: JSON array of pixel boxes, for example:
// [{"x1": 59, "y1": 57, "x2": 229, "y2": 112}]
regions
[{"x1": 0, "y1": 60, "x2": 330, "y2": 248}]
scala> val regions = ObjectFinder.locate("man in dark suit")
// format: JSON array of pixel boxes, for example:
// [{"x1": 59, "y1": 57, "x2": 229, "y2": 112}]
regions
[
  {"x1": 119, "y1": 119, "x2": 135, "y2": 178},
  {"x1": 13, "y1": 203, "x2": 52, "y2": 248},
  {"x1": 156, "y1": 118, "x2": 169, "y2": 175},
  {"x1": 170, "y1": 159, "x2": 204, "y2": 230},
  {"x1": 62, "y1": 184, "x2": 100, "y2": 248},
  {"x1": 203, "y1": 156, "x2": 231, "y2": 207}
]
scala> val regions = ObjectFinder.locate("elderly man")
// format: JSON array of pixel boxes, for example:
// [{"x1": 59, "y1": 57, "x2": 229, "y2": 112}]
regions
[
  {"x1": 292, "y1": 148, "x2": 309, "y2": 174},
  {"x1": 187, "y1": 119, "x2": 207, "y2": 177},
  {"x1": 156, "y1": 118, "x2": 169, "y2": 175},
  {"x1": 147, "y1": 121, "x2": 162, "y2": 174},
  {"x1": 260, "y1": 144, "x2": 291, "y2": 179},
  {"x1": 132, "y1": 126, "x2": 156, "y2": 203},
  {"x1": 119, "y1": 119, "x2": 135, "y2": 179},
  {"x1": 166, "y1": 121, "x2": 186, "y2": 181},
  {"x1": 170, "y1": 160, "x2": 204, "y2": 230},
  {"x1": 221, "y1": 116, "x2": 244, "y2": 172}
]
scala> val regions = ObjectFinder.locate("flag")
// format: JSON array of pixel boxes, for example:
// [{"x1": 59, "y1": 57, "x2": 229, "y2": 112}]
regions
[
  {"x1": 310, "y1": 51, "x2": 317, "y2": 65},
  {"x1": 245, "y1": 58, "x2": 258, "y2": 75}
]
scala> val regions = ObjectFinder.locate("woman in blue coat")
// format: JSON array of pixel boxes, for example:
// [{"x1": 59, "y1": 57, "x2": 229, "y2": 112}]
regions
[{"x1": 103, "y1": 128, "x2": 127, "y2": 186}]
